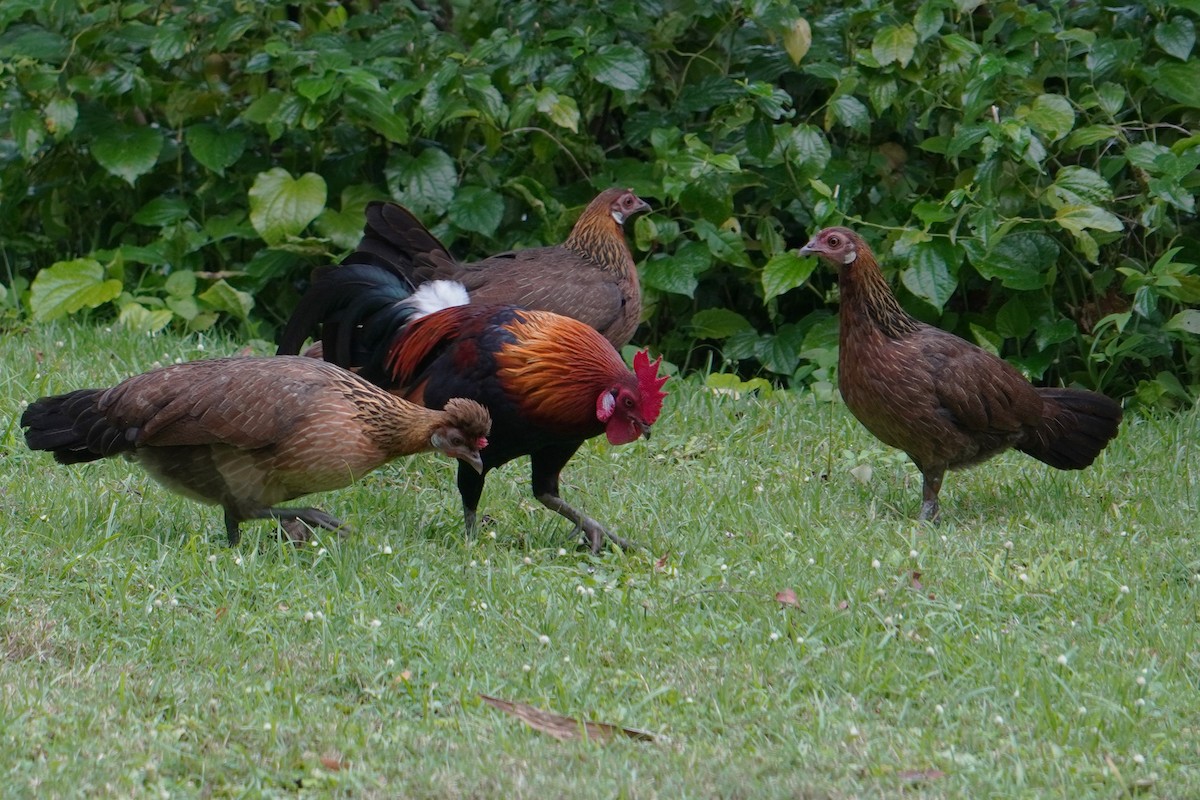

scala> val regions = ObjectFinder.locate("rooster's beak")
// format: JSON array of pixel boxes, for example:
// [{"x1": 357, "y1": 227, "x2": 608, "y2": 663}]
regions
[{"x1": 637, "y1": 420, "x2": 651, "y2": 441}]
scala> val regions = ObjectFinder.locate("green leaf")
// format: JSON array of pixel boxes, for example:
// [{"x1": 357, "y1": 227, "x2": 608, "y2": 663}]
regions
[
  {"x1": 186, "y1": 123, "x2": 246, "y2": 175},
  {"x1": 872, "y1": 24, "x2": 918, "y2": 67},
  {"x1": 165, "y1": 270, "x2": 197, "y2": 298},
  {"x1": 1155, "y1": 16, "x2": 1195, "y2": 60},
  {"x1": 133, "y1": 197, "x2": 190, "y2": 227},
  {"x1": 92, "y1": 125, "x2": 163, "y2": 185},
  {"x1": 198, "y1": 279, "x2": 254, "y2": 320},
  {"x1": 830, "y1": 95, "x2": 870, "y2": 133},
  {"x1": 976, "y1": 233, "x2": 1058, "y2": 290},
  {"x1": 642, "y1": 241, "x2": 711, "y2": 298},
  {"x1": 448, "y1": 186, "x2": 504, "y2": 236},
  {"x1": 758, "y1": 324, "x2": 805, "y2": 374},
  {"x1": 914, "y1": 2, "x2": 944, "y2": 41},
  {"x1": 762, "y1": 251, "x2": 816, "y2": 302},
  {"x1": 585, "y1": 44, "x2": 650, "y2": 93},
  {"x1": 1048, "y1": 166, "x2": 1114, "y2": 206},
  {"x1": 995, "y1": 297, "x2": 1031, "y2": 338},
  {"x1": 900, "y1": 240, "x2": 960, "y2": 310},
  {"x1": 248, "y1": 168, "x2": 327, "y2": 246},
  {"x1": 1063, "y1": 124, "x2": 1118, "y2": 150},
  {"x1": 1023, "y1": 94, "x2": 1075, "y2": 141},
  {"x1": 690, "y1": 308, "x2": 753, "y2": 339},
  {"x1": 10, "y1": 109, "x2": 45, "y2": 160},
  {"x1": 1054, "y1": 204, "x2": 1124, "y2": 236},
  {"x1": 1154, "y1": 62, "x2": 1200, "y2": 108},
  {"x1": 1036, "y1": 318, "x2": 1078, "y2": 349},
  {"x1": 316, "y1": 184, "x2": 383, "y2": 250},
  {"x1": 1164, "y1": 309, "x2": 1200, "y2": 334},
  {"x1": 783, "y1": 124, "x2": 831, "y2": 177},
  {"x1": 0, "y1": 23, "x2": 70, "y2": 63},
  {"x1": 119, "y1": 302, "x2": 175, "y2": 334},
  {"x1": 387, "y1": 147, "x2": 457, "y2": 217},
  {"x1": 30, "y1": 258, "x2": 123, "y2": 321},
  {"x1": 150, "y1": 23, "x2": 189, "y2": 63},
  {"x1": 912, "y1": 200, "x2": 957, "y2": 226},
  {"x1": 535, "y1": 88, "x2": 580, "y2": 133},
  {"x1": 43, "y1": 96, "x2": 78, "y2": 140}
]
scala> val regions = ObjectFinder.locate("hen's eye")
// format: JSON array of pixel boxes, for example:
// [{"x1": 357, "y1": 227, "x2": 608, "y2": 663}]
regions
[{"x1": 828, "y1": 235, "x2": 841, "y2": 247}]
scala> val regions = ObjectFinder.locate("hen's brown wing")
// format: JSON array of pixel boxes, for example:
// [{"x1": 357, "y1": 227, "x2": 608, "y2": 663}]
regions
[{"x1": 98, "y1": 357, "x2": 343, "y2": 449}]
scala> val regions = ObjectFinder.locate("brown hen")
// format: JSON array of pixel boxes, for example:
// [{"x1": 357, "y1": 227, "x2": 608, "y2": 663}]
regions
[
  {"x1": 326, "y1": 187, "x2": 651, "y2": 348},
  {"x1": 799, "y1": 226, "x2": 1122, "y2": 521},
  {"x1": 22, "y1": 356, "x2": 491, "y2": 544}
]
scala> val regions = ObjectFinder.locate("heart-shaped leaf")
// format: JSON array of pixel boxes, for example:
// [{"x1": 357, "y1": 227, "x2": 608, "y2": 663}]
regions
[
  {"x1": 187, "y1": 123, "x2": 246, "y2": 175},
  {"x1": 448, "y1": 186, "x2": 504, "y2": 236},
  {"x1": 248, "y1": 168, "x2": 327, "y2": 245},
  {"x1": 30, "y1": 258, "x2": 123, "y2": 321},
  {"x1": 92, "y1": 125, "x2": 163, "y2": 185},
  {"x1": 762, "y1": 251, "x2": 816, "y2": 301}
]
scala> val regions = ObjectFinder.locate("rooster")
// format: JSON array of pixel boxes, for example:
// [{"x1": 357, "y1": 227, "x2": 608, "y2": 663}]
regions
[
  {"x1": 278, "y1": 269, "x2": 668, "y2": 552},
  {"x1": 21, "y1": 356, "x2": 491, "y2": 544},
  {"x1": 332, "y1": 187, "x2": 651, "y2": 348},
  {"x1": 799, "y1": 226, "x2": 1122, "y2": 521}
]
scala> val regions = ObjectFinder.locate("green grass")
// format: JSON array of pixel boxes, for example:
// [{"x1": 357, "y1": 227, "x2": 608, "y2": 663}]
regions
[{"x1": 1, "y1": 320, "x2": 1197, "y2": 798}]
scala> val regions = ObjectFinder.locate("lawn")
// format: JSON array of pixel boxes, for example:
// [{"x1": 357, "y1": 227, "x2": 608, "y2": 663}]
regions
[{"x1": 1, "y1": 320, "x2": 1196, "y2": 798}]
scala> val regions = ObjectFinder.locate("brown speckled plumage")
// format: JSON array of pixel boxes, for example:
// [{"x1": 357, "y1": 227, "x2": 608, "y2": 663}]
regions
[
  {"x1": 330, "y1": 187, "x2": 650, "y2": 348},
  {"x1": 21, "y1": 356, "x2": 491, "y2": 544},
  {"x1": 800, "y1": 226, "x2": 1122, "y2": 521}
]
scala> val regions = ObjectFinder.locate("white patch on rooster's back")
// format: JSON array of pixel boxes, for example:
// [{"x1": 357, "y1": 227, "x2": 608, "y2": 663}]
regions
[{"x1": 407, "y1": 280, "x2": 470, "y2": 318}]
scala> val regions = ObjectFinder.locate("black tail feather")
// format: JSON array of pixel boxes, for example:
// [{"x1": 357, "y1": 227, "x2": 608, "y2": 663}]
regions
[
  {"x1": 1019, "y1": 388, "x2": 1123, "y2": 470},
  {"x1": 277, "y1": 263, "x2": 422, "y2": 383},
  {"x1": 342, "y1": 201, "x2": 456, "y2": 286},
  {"x1": 21, "y1": 389, "x2": 132, "y2": 465}
]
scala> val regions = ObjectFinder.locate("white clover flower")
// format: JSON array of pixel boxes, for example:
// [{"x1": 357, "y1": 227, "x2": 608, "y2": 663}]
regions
[
  {"x1": 993, "y1": 715, "x2": 1004, "y2": 725},
  {"x1": 1077, "y1": 706, "x2": 1087, "y2": 715},
  {"x1": 1136, "y1": 675, "x2": 1146, "y2": 686},
  {"x1": 386, "y1": 658, "x2": 395, "y2": 667},
  {"x1": 234, "y1": 556, "x2": 243, "y2": 566},
  {"x1": 522, "y1": 664, "x2": 532, "y2": 672},
  {"x1": 935, "y1": 704, "x2": 944, "y2": 715},
  {"x1": 1057, "y1": 654, "x2": 1068, "y2": 666},
  {"x1": 303, "y1": 611, "x2": 314, "y2": 622},
  {"x1": 317, "y1": 548, "x2": 327, "y2": 556},
  {"x1": 1135, "y1": 698, "x2": 1146, "y2": 707},
  {"x1": 369, "y1": 619, "x2": 381, "y2": 628},
  {"x1": 576, "y1": 585, "x2": 586, "y2": 595},
  {"x1": 1133, "y1": 754, "x2": 1146, "y2": 766},
  {"x1": 807, "y1": 557, "x2": 816, "y2": 565},
  {"x1": 557, "y1": 548, "x2": 567, "y2": 557},
  {"x1": 538, "y1": 634, "x2": 550, "y2": 645},
  {"x1": 1004, "y1": 540, "x2": 1014, "y2": 550},
  {"x1": 523, "y1": 557, "x2": 532, "y2": 565},
  {"x1": 1018, "y1": 572, "x2": 1029, "y2": 582},
  {"x1": 315, "y1": 611, "x2": 324, "y2": 620},
  {"x1": 871, "y1": 559, "x2": 881, "y2": 569},
  {"x1": 478, "y1": 602, "x2": 488, "y2": 611},
  {"x1": 208, "y1": 554, "x2": 217, "y2": 563},
  {"x1": 382, "y1": 545, "x2": 393, "y2": 555},
  {"x1": 1120, "y1": 585, "x2": 1130, "y2": 594},
  {"x1": 769, "y1": 632, "x2": 780, "y2": 641},
  {"x1": 909, "y1": 549, "x2": 918, "y2": 559},
  {"x1": 925, "y1": 646, "x2": 935, "y2": 656}
]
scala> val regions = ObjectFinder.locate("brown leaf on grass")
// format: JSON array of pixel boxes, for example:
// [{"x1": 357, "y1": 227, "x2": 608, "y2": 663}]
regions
[
  {"x1": 653, "y1": 551, "x2": 670, "y2": 571},
  {"x1": 910, "y1": 571, "x2": 923, "y2": 591},
  {"x1": 480, "y1": 695, "x2": 655, "y2": 743},
  {"x1": 774, "y1": 588, "x2": 801, "y2": 608},
  {"x1": 897, "y1": 768, "x2": 945, "y2": 784},
  {"x1": 319, "y1": 755, "x2": 349, "y2": 771},
  {"x1": 214, "y1": 606, "x2": 227, "y2": 620}
]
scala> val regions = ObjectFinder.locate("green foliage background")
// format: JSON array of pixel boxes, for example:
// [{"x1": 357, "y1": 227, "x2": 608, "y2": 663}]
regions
[{"x1": 1, "y1": 0, "x2": 1198, "y2": 406}]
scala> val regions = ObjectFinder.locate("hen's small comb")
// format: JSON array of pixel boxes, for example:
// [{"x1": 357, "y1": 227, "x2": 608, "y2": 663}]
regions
[{"x1": 633, "y1": 350, "x2": 669, "y2": 423}]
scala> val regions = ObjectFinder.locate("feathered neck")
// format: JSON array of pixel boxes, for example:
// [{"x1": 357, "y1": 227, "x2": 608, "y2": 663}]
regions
[
  {"x1": 351, "y1": 389, "x2": 443, "y2": 457},
  {"x1": 564, "y1": 203, "x2": 634, "y2": 275},
  {"x1": 840, "y1": 244, "x2": 920, "y2": 338}
]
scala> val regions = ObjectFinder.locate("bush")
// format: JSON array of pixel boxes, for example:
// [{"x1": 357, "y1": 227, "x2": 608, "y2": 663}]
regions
[{"x1": 1, "y1": 0, "x2": 1197, "y2": 405}]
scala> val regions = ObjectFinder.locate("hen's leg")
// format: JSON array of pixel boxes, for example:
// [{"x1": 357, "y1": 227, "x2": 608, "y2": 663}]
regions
[
  {"x1": 531, "y1": 445, "x2": 635, "y2": 553},
  {"x1": 917, "y1": 466, "x2": 944, "y2": 522},
  {"x1": 456, "y1": 460, "x2": 487, "y2": 538},
  {"x1": 264, "y1": 507, "x2": 349, "y2": 543}
]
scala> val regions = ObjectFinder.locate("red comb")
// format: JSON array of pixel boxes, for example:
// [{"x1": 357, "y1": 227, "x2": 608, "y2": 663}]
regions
[{"x1": 633, "y1": 350, "x2": 668, "y2": 423}]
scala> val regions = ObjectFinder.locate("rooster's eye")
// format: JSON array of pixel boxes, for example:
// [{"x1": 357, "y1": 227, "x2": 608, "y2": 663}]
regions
[{"x1": 623, "y1": 397, "x2": 634, "y2": 408}]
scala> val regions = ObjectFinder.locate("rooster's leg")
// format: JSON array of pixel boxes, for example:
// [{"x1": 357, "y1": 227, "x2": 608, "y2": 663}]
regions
[
  {"x1": 456, "y1": 461, "x2": 487, "y2": 538},
  {"x1": 223, "y1": 509, "x2": 243, "y2": 546},
  {"x1": 531, "y1": 446, "x2": 635, "y2": 553},
  {"x1": 917, "y1": 466, "x2": 944, "y2": 522}
]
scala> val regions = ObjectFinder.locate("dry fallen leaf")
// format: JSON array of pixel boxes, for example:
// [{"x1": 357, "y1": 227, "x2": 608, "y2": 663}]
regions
[
  {"x1": 653, "y1": 551, "x2": 671, "y2": 572},
  {"x1": 775, "y1": 588, "x2": 801, "y2": 608},
  {"x1": 214, "y1": 606, "x2": 227, "y2": 620},
  {"x1": 319, "y1": 755, "x2": 349, "y2": 771},
  {"x1": 910, "y1": 570, "x2": 923, "y2": 591},
  {"x1": 480, "y1": 695, "x2": 655, "y2": 743},
  {"x1": 897, "y1": 768, "x2": 945, "y2": 784}
]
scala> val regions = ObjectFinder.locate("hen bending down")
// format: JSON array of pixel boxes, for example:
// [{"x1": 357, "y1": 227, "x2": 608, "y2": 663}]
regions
[
  {"x1": 799, "y1": 226, "x2": 1122, "y2": 521},
  {"x1": 326, "y1": 187, "x2": 651, "y2": 348},
  {"x1": 278, "y1": 268, "x2": 668, "y2": 552},
  {"x1": 21, "y1": 356, "x2": 491, "y2": 544}
]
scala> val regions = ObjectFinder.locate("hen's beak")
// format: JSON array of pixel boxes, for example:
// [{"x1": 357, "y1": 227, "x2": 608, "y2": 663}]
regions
[
  {"x1": 797, "y1": 241, "x2": 818, "y2": 257},
  {"x1": 461, "y1": 450, "x2": 485, "y2": 474}
]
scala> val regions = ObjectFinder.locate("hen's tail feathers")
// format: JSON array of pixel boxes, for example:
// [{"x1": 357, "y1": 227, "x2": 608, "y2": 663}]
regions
[
  {"x1": 341, "y1": 201, "x2": 457, "y2": 286},
  {"x1": 21, "y1": 389, "x2": 132, "y2": 465},
  {"x1": 1019, "y1": 388, "x2": 1123, "y2": 470},
  {"x1": 277, "y1": 263, "x2": 422, "y2": 382}
]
